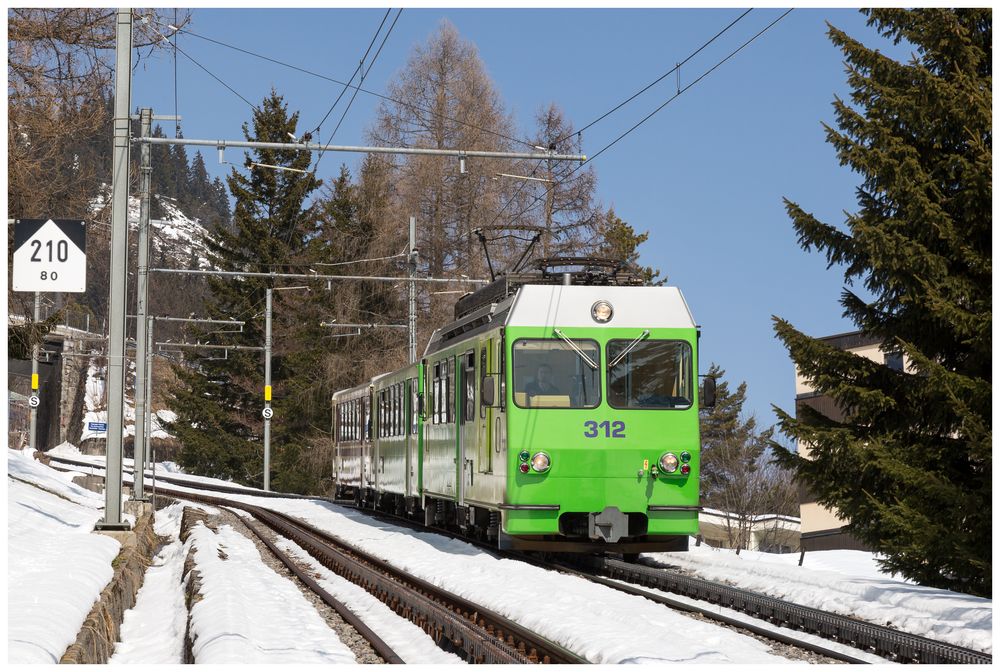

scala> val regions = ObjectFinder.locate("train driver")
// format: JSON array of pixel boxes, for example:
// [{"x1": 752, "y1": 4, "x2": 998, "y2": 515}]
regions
[{"x1": 524, "y1": 363, "x2": 560, "y2": 399}]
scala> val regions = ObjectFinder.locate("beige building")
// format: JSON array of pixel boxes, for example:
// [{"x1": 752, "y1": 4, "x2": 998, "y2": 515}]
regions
[
  {"x1": 697, "y1": 508, "x2": 800, "y2": 554},
  {"x1": 795, "y1": 330, "x2": 907, "y2": 551}
]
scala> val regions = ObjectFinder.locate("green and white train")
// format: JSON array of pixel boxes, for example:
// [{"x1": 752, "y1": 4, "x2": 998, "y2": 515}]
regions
[{"x1": 332, "y1": 271, "x2": 714, "y2": 553}]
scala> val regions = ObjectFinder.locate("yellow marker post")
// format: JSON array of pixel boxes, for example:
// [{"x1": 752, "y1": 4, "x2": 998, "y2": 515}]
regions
[
  {"x1": 31, "y1": 373, "x2": 39, "y2": 390},
  {"x1": 264, "y1": 385, "x2": 272, "y2": 401}
]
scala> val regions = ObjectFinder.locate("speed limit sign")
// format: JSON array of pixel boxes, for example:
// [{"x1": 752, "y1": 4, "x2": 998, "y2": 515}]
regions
[
  {"x1": 28, "y1": 395, "x2": 40, "y2": 408},
  {"x1": 13, "y1": 219, "x2": 87, "y2": 292},
  {"x1": 262, "y1": 407, "x2": 274, "y2": 419}
]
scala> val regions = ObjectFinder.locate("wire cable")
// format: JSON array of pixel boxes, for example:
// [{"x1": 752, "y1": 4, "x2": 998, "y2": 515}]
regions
[
  {"x1": 278, "y1": 9, "x2": 402, "y2": 247},
  {"x1": 159, "y1": 22, "x2": 539, "y2": 150},
  {"x1": 314, "y1": 9, "x2": 402, "y2": 174},
  {"x1": 498, "y1": 9, "x2": 794, "y2": 242},
  {"x1": 483, "y1": 9, "x2": 753, "y2": 237},
  {"x1": 167, "y1": 35, "x2": 259, "y2": 114},
  {"x1": 553, "y1": 8, "x2": 753, "y2": 146},
  {"x1": 310, "y1": 8, "x2": 391, "y2": 137}
]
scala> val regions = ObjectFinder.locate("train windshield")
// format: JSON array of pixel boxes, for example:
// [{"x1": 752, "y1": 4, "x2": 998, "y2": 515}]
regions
[
  {"x1": 607, "y1": 340, "x2": 692, "y2": 409},
  {"x1": 512, "y1": 339, "x2": 601, "y2": 408}
]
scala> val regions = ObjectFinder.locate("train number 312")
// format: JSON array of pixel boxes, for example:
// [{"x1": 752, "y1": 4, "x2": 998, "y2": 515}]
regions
[{"x1": 583, "y1": 420, "x2": 626, "y2": 438}]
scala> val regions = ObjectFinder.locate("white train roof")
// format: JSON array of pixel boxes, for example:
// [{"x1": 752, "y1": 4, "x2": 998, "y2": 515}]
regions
[{"x1": 506, "y1": 285, "x2": 695, "y2": 330}]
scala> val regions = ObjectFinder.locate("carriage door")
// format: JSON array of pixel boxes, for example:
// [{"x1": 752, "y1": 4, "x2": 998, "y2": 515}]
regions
[
  {"x1": 458, "y1": 350, "x2": 476, "y2": 505},
  {"x1": 478, "y1": 342, "x2": 492, "y2": 474}
]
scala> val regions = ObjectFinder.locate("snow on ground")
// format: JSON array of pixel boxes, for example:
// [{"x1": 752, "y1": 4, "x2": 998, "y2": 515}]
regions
[
  {"x1": 8, "y1": 449, "x2": 122, "y2": 664},
  {"x1": 643, "y1": 542, "x2": 993, "y2": 654},
  {"x1": 183, "y1": 518, "x2": 356, "y2": 664},
  {"x1": 275, "y1": 536, "x2": 464, "y2": 664},
  {"x1": 13, "y1": 448, "x2": 992, "y2": 665},
  {"x1": 109, "y1": 502, "x2": 191, "y2": 664},
  {"x1": 154, "y1": 481, "x2": 789, "y2": 664}
]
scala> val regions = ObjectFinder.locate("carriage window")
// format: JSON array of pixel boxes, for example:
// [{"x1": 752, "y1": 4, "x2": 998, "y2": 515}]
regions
[
  {"x1": 409, "y1": 379, "x2": 418, "y2": 435},
  {"x1": 446, "y1": 357, "x2": 455, "y2": 424},
  {"x1": 463, "y1": 350, "x2": 475, "y2": 423},
  {"x1": 512, "y1": 339, "x2": 601, "y2": 409},
  {"x1": 607, "y1": 340, "x2": 692, "y2": 409}
]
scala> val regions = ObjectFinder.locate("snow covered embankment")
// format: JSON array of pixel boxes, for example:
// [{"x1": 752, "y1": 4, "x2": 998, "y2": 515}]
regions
[{"x1": 645, "y1": 543, "x2": 992, "y2": 654}]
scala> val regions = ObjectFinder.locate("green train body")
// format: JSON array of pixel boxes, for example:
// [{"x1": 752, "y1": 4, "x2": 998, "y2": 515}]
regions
[{"x1": 332, "y1": 280, "x2": 702, "y2": 553}]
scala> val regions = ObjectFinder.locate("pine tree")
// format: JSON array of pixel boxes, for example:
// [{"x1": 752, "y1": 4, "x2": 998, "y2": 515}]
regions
[
  {"x1": 594, "y1": 208, "x2": 662, "y2": 284},
  {"x1": 169, "y1": 91, "x2": 321, "y2": 486},
  {"x1": 698, "y1": 366, "x2": 793, "y2": 549},
  {"x1": 772, "y1": 9, "x2": 990, "y2": 594}
]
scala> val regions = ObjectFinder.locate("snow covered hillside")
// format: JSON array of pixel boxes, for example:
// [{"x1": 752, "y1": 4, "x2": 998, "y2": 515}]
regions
[{"x1": 90, "y1": 188, "x2": 214, "y2": 269}]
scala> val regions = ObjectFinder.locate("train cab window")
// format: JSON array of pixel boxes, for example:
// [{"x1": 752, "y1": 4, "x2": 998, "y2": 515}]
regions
[
  {"x1": 607, "y1": 340, "x2": 693, "y2": 409},
  {"x1": 512, "y1": 339, "x2": 601, "y2": 409},
  {"x1": 364, "y1": 397, "x2": 372, "y2": 440}
]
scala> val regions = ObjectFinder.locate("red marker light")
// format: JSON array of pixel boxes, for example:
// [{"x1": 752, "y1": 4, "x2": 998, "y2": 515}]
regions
[
  {"x1": 680, "y1": 464, "x2": 691, "y2": 476},
  {"x1": 519, "y1": 463, "x2": 530, "y2": 474}
]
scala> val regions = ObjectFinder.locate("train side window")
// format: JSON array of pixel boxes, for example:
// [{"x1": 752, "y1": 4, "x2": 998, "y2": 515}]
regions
[
  {"x1": 410, "y1": 379, "x2": 418, "y2": 434},
  {"x1": 448, "y1": 357, "x2": 456, "y2": 424},
  {"x1": 463, "y1": 350, "x2": 475, "y2": 423},
  {"x1": 433, "y1": 363, "x2": 441, "y2": 425},
  {"x1": 394, "y1": 384, "x2": 401, "y2": 436},
  {"x1": 363, "y1": 397, "x2": 370, "y2": 440}
]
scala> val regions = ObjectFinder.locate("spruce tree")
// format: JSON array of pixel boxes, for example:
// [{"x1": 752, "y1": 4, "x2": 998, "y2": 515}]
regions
[
  {"x1": 595, "y1": 208, "x2": 662, "y2": 284},
  {"x1": 772, "y1": 9, "x2": 990, "y2": 594},
  {"x1": 170, "y1": 91, "x2": 320, "y2": 486}
]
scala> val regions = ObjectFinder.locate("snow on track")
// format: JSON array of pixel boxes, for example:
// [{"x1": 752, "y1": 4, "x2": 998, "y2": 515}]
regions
[{"x1": 644, "y1": 543, "x2": 992, "y2": 654}]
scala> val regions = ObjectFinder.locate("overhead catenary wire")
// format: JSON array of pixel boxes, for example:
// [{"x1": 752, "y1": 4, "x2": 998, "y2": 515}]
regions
[
  {"x1": 552, "y1": 8, "x2": 753, "y2": 146},
  {"x1": 310, "y1": 8, "x2": 391, "y2": 138},
  {"x1": 482, "y1": 8, "x2": 753, "y2": 238},
  {"x1": 158, "y1": 21, "x2": 539, "y2": 150},
  {"x1": 313, "y1": 8, "x2": 402, "y2": 176},
  {"x1": 155, "y1": 23, "x2": 259, "y2": 114},
  {"x1": 497, "y1": 9, "x2": 794, "y2": 238},
  {"x1": 289, "y1": 8, "x2": 402, "y2": 246}
]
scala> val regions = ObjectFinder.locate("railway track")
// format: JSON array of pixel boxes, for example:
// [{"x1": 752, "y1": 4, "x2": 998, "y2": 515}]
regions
[
  {"x1": 45, "y1": 457, "x2": 584, "y2": 664},
  {"x1": 579, "y1": 556, "x2": 992, "y2": 665},
  {"x1": 46, "y1": 455, "x2": 991, "y2": 664}
]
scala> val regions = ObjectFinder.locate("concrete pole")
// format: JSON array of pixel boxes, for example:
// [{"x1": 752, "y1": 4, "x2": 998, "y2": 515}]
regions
[
  {"x1": 133, "y1": 107, "x2": 152, "y2": 501},
  {"x1": 29, "y1": 292, "x2": 40, "y2": 451},
  {"x1": 263, "y1": 287, "x2": 272, "y2": 491},
  {"x1": 144, "y1": 315, "x2": 154, "y2": 473},
  {"x1": 97, "y1": 7, "x2": 132, "y2": 530},
  {"x1": 408, "y1": 217, "x2": 418, "y2": 364}
]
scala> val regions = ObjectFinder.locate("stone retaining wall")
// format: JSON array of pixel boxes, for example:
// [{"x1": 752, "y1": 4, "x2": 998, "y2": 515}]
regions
[{"x1": 59, "y1": 501, "x2": 162, "y2": 664}]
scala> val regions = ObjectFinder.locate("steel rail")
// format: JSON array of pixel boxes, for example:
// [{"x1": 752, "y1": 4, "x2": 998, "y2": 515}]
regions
[
  {"x1": 164, "y1": 488, "x2": 580, "y2": 663},
  {"x1": 590, "y1": 557, "x2": 992, "y2": 665},
  {"x1": 321, "y1": 492, "x2": 993, "y2": 666},
  {"x1": 45, "y1": 460, "x2": 586, "y2": 665},
  {"x1": 45, "y1": 455, "x2": 989, "y2": 664}
]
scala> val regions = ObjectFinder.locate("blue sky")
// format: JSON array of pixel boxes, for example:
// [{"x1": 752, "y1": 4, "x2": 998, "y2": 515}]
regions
[{"x1": 130, "y1": 7, "x2": 911, "y2": 429}]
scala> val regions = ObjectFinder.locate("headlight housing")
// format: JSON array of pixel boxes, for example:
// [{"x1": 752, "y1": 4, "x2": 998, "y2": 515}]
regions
[
  {"x1": 658, "y1": 452, "x2": 679, "y2": 473},
  {"x1": 591, "y1": 300, "x2": 614, "y2": 323},
  {"x1": 530, "y1": 452, "x2": 551, "y2": 473}
]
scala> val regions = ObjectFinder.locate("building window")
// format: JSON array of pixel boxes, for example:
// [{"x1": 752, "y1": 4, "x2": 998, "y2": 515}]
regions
[{"x1": 885, "y1": 351, "x2": 904, "y2": 372}]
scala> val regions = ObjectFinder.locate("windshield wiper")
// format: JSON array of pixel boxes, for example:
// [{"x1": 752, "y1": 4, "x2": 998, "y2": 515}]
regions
[
  {"x1": 609, "y1": 329, "x2": 650, "y2": 368},
  {"x1": 553, "y1": 329, "x2": 597, "y2": 370}
]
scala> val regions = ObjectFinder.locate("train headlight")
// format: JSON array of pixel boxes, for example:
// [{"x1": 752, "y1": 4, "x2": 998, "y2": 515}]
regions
[
  {"x1": 658, "y1": 453, "x2": 679, "y2": 473},
  {"x1": 530, "y1": 452, "x2": 551, "y2": 473},
  {"x1": 591, "y1": 300, "x2": 614, "y2": 323}
]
